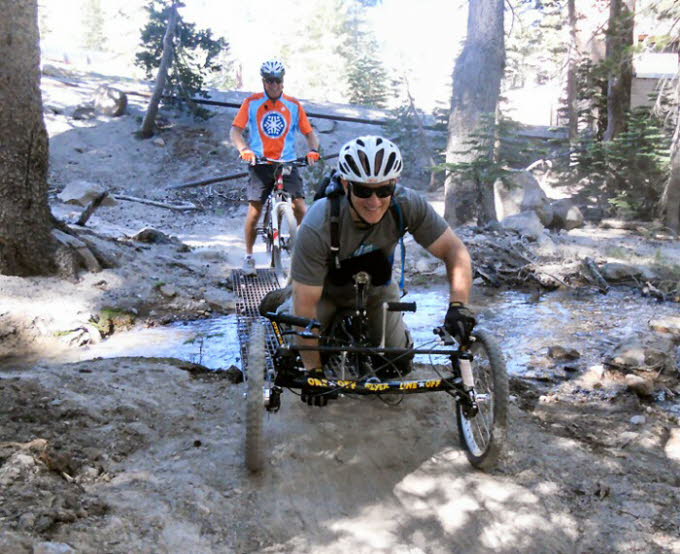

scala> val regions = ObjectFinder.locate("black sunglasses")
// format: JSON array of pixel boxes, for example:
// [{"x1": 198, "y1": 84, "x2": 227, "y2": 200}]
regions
[
  {"x1": 350, "y1": 181, "x2": 395, "y2": 199},
  {"x1": 264, "y1": 77, "x2": 282, "y2": 84}
]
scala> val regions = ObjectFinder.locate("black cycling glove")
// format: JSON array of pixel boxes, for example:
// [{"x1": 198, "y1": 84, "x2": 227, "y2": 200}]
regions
[
  {"x1": 301, "y1": 368, "x2": 329, "y2": 407},
  {"x1": 444, "y1": 302, "x2": 476, "y2": 345}
]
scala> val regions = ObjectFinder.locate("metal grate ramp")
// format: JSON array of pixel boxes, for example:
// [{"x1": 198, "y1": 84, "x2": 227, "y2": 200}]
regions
[{"x1": 233, "y1": 268, "x2": 283, "y2": 376}]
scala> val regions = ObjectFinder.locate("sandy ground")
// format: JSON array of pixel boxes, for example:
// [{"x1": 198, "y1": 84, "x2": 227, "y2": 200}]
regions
[{"x1": 1, "y1": 67, "x2": 680, "y2": 553}]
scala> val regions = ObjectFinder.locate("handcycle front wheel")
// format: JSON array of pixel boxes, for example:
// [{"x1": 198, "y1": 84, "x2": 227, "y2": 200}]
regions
[
  {"x1": 456, "y1": 329, "x2": 508, "y2": 470},
  {"x1": 245, "y1": 322, "x2": 266, "y2": 473},
  {"x1": 271, "y1": 201, "x2": 297, "y2": 274}
]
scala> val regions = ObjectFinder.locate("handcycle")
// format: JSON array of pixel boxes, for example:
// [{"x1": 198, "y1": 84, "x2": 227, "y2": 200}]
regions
[
  {"x1": 250, "y1": 156, "x2": 308, "y2": 277},
  {"x1": 244, "y1": 271, "x2": 509, "y2": 473}
]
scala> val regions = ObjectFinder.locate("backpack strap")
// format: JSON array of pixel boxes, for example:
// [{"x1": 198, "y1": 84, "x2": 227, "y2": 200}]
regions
[
  {"x1": 390, "y1": 199, "x2": 408, "y2": 295},
  {"x1": 329, "y1": 194, "x2": 341, "y2": 269},
  {"x1": 328, "y1": 196, "x2": 408, "y2": 284}
]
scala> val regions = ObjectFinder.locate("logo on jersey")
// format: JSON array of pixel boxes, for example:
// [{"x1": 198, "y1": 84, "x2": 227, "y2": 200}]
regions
[{"x1": 261, "y1": 112, "x2": 287, "y2": 138}]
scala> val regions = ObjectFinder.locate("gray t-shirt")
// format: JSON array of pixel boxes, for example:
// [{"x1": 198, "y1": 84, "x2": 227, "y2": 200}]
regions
[{"x1": 291, "y1": 185, "x2": 448, "y2": 298}]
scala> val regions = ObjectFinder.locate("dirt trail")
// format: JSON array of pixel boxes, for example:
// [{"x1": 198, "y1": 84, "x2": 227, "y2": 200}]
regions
[
  {"x1": 1, "y1": 66, "x2": 679, "y2": 553},
  {"x1": 1, "y1": 354, "x2": 678, "y2": 553}
]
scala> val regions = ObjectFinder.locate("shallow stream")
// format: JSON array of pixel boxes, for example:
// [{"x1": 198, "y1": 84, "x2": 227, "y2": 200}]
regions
[{"x1": 76, "y1": 285, "x2": 679, "y2": 381}]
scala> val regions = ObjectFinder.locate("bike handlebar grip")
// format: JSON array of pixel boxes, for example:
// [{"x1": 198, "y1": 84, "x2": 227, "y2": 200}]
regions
[
  {"x1": 266, "y1": 312, "x2": 320, "y2": 329},
  {"x1": 386, "y1": 302, "x2": 416, "y2": 312}
]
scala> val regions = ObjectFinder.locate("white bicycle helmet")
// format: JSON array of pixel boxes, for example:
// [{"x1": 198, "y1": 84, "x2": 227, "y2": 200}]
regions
[
  {"x1": 337, "y1": 136, "x2": 403, "y2": 183},
  {"x1": 260, "y1": 59, "x2": 286, "y2": 79}
]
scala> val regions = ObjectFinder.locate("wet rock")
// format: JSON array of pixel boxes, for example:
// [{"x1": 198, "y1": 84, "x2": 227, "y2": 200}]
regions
[
  {"x1": 204, "y1": 289, "x2": 236, "y2": 313},
  {"x1": 94, "y1": 308, "x2": 137, "y2": 334},
  {"x1": 624, "y1": 374, "x2": 654, "y2": 398},
  {"x1": 132, "y1": 227, "x2": 175, "y2": 244},
  {"x1": 224, "y1": 366, "x2": 243, "y2": 384},
  {"x1": 630, "y1": 415, "x2": 646, "y2": 425},
  {"x1": 158, "y1": 284, "x2": 178, "y2": 298},
  {"x1": 500, "y1": 211, "x2": 545, "y2": 241},
  {"x1": 33, "y1": 542, "x2": 76, "y2": 554},
  {"x1": 605, "y1": 334, "x2": 675, "y2": 373},
  {"x1": 547, "y1": 345, "x2": 581, "y2": 361},
  {"x1": 649, "y1": 317, "x2": 680, "y2": 343}
]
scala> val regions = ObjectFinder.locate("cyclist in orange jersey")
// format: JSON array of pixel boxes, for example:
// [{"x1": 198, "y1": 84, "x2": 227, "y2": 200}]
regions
[{"x1": 230, "y1": 59, "x2": 320, "y2": 276}]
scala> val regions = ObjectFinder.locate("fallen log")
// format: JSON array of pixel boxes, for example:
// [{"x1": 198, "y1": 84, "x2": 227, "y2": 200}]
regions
[{"x1": 113, "y1": 194, "x2": 197, "y2": 211}]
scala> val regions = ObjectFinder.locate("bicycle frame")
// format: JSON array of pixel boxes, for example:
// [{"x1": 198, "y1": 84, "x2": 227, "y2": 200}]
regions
[
  {"x1": 253, "y1": 157, "x2": 307, "y2": 271},
  {"x1": 262, "y1": 271, "x2": 480, "y2": 411}
]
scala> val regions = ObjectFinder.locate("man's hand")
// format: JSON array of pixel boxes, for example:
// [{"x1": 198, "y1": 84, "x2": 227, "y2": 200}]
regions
[
  {"x1": 306, "y1": 150, "x2": 320, "y2": 166},
  {"x1": 301, "y1": 367, "x2": 330, "y2": 407},
  {"x1": 444, "y1": 302, "x2": 476, "y2": 346},
  {"x1": 240, "y1": 148, "x2": 256, "y2": 165},
  {"x1": 300, "y1": 388, "x2": 328, "y2": 407}
]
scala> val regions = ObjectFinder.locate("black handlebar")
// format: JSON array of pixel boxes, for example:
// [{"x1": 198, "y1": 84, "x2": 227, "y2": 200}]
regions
[
  {"x1": 253, "y1": 156, "x2": 309, "y2": 167},
  {"x1": 386, "y1": 302, "x2": 416, "y2": 312}
]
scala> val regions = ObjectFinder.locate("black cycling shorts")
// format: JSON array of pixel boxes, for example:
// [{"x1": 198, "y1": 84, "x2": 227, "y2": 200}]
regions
[{"x1": 247, "y1": 165, "x2": 304, "y2": 204}]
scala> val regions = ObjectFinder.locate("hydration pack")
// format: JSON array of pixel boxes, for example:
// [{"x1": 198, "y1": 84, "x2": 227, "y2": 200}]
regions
[{"x1": 313, "y1": 171, "x2": 408, "y2": 291}]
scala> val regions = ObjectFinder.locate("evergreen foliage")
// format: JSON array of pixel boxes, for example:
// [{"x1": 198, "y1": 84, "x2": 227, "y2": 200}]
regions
[
  {"x1": 439, "y1": 113, "x2": 526, "y2": 190},
  {"x1": 336, "y1": 3, "x2": 390, "y2": 108},
  {"x1": 505, "y1": 0, "x2": 567, "y2": 90},
  {"x1": 135, "y1": 0, "x2": 229, "y2": 112},
  {"x1": 572, "y1": 107, "x2": 671, "y2": 218},
  {"x1": 82, "y1": 0, "x2": 107, "y2": 52}
]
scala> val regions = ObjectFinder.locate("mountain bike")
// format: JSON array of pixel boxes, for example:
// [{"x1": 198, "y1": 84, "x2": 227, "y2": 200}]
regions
[
  {"x1": 252, "y1": 157, "x2": 308, "y2": 278},
  {"x1": 244, "y1": 271, "x2": 508, "y2": 474}
]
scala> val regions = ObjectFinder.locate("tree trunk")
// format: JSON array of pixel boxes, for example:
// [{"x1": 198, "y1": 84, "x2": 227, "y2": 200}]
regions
[
  {"x1": 444, "y1": 0, "x2": 505, "y2": 227},
  {"x1": 566, "y1": 0, "x2": 578, "y2": 142},
  {"x1": 603, "y1": 0, "x2": 635, "y2": 142},
  {"x1": 0, "y1": 0, "x2": 56, "y2": 276},
  {"x1": 661, "y1": 93, "x2": 680, "y2": 232},
  {"x1": 139, "y1": 3, "x2": 178, "y2": 139}
]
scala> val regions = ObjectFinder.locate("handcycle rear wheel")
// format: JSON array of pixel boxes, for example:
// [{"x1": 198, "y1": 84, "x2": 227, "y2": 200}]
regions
[
  {"x1": 271, "y1": 202, "x2": 297, "y2": 274},
  {"x1": 456, "y1": 329, "x2": 508, "y2": 470},
  {"x1": 245, "y1": 322, "x2": 266, "y2": 473}
]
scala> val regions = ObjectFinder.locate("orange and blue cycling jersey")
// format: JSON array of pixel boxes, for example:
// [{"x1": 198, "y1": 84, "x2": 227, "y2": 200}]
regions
[{"x1": 232, "y1": 93, "x2": 313, "y2": 161}]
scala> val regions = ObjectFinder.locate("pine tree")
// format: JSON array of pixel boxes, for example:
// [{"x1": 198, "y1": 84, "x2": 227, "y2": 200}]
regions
[
  {"x1": 82, "y1": 0, "x2": 107, "y2": 51},
  {"x1": 135, "y1": 0, "x2": 229, "y2": 108},
  {"x1": 336, "y1": 2, "x2": 390, "y2": 108}
]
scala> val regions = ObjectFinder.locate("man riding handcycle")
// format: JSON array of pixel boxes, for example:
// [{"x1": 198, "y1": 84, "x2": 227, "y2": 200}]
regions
[{"x1": 247, "y1": 136, "x2": 508, "y2": 472}]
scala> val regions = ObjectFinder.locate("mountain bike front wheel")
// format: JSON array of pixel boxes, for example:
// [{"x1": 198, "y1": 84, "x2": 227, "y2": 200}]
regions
[
  {"x1": 456, "y1": 329, "x2": 508, "y2": 470},
  {"x1": 245, "y1": 322, "x2": 266, "y2": 473},
  {"x1": 271, "y1": 202, "x2": 297, "y2": 276}
]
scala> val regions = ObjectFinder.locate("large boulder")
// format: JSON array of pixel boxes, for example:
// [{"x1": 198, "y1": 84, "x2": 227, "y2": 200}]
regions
[
  {"x1": 93, "y1": 85, "x2": 128, "y2": 117},
  {"x1": 500, "y1": 210, "x2": 545, "y2": 241},
  {"x1": 550, "y1": 198, "x2": 584, "y2": 230},
  {"x1": 57, "y1": 180, "x2": 116, "y2": 207},
  {"x1": 494, "y1": 170, "x2": 553, "y2": 226}
]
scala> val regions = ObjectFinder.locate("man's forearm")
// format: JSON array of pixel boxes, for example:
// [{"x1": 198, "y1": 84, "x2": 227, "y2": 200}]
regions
[
  {"x1": 230, "y1": 127, "x2": 248, "y2": 152},
  {"x1": 293, "y1": 282, "x2": 323, "y2": 369},
  {"x1": 445, "y1": 248, "x2": 472, "y2": 304},
  {"x1": 305, "y1": 131, "x2": 320, "y2": 152}
]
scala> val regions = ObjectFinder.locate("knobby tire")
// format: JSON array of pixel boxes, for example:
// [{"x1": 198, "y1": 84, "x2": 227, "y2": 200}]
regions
[
  {"x1": 271, "y1": 202, "x2": 297, "y2": 276},
  {"x1": 456, "y1": 329, "x2": 508, "y2": 470},
  {"x1": 245, "y1": 322, "x2": 266, "y2": 473}
]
